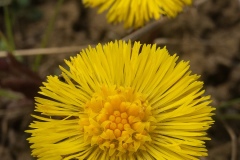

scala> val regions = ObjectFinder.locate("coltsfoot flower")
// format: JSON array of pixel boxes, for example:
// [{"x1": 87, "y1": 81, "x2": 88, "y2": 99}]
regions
[
  {"x1": 83, "y1": 0, "x2": 192, "y2": 28},
  {"x1": 27, "y1": 40, "x2": 214, "y2": 160}
]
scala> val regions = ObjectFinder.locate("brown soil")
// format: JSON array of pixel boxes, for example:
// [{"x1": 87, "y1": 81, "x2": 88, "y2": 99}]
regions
[{"x1": 0, "y1": 0, "x2": 240, "y2": 159}]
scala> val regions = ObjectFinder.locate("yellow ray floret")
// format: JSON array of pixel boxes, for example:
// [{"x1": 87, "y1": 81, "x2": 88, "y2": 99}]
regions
[
  {"x1": 26, "y1": 40, "x2": 215, "y2": 160},
  {"x1": 83, "y1": 0, "x2": 192, "y2": 28}
]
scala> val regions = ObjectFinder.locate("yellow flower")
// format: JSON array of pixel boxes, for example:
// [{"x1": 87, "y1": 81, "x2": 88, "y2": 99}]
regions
[
  {"x1": 27, "y1": 40, "x2": 214, "y2": 160},
  {"x1": 83, "y1": 0, "x2": 192, "y2": 28}
]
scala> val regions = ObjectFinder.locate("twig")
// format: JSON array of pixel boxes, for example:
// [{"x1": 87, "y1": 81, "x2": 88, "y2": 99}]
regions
[
  {"x1": 122, "y1": 18, "x2": 167, "y2": 41},
  {"x1": 0, "y1": 45, "x2": 91, "y2": 58},
  {"x1": 222, "y1": 120, "x2": 237, "y2": 160},
  {"x1": 208, "y1": 136, "x2": 240, "y2": 159},
  {"x1": 218, "y1": 111, "x2": 238, "y2": 160}
]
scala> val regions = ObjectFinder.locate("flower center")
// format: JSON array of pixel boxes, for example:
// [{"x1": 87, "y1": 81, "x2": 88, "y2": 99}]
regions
[{"x1": 79, "y1": 86, "x2": 156, "y2": 156}]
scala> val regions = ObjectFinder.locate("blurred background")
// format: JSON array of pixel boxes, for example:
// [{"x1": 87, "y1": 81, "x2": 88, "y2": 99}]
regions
[{"x1": 0, "y1": 0, "x2": 240, "y2": 159}]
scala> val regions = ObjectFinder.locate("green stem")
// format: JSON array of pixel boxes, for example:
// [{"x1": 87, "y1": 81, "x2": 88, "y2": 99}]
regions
[
  {"x1": 4, "y1": 5, "x2": 15, "y2": 52},
  {"x1": 33, "y1": 0, "x2": 65, "y2": 71},
  {"x1": 0, "y1": 89, "x2": 22, "y2": 99},
  {"x1": 216, "y1": 109, "x2": 240, "y2": 120},
  {"x1": 220, "y1": 114, "x2": 240, "y2": 120},
  {"x1": 0, "y1": 32, "x2": 10, "y2": 50},
  {"x1": 218, "y1": 98, "x2": 240, "y2": 109}
]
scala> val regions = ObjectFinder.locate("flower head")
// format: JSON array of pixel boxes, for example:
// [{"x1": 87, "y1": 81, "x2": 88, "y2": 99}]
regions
[
  {"x1": 27, "y1": 40, "x2": 214, "y2": 160},
  {"x1": 83, "y1": 0, "x2": 192, "y2": 28}
]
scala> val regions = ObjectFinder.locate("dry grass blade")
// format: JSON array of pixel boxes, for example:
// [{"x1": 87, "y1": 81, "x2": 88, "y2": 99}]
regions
[
  {"x1": 221, "y1": 119, "x2": 238, "y2": 160},
  {"x1": 0, "y1": 45, "x2": 91, "y2": 57}
]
